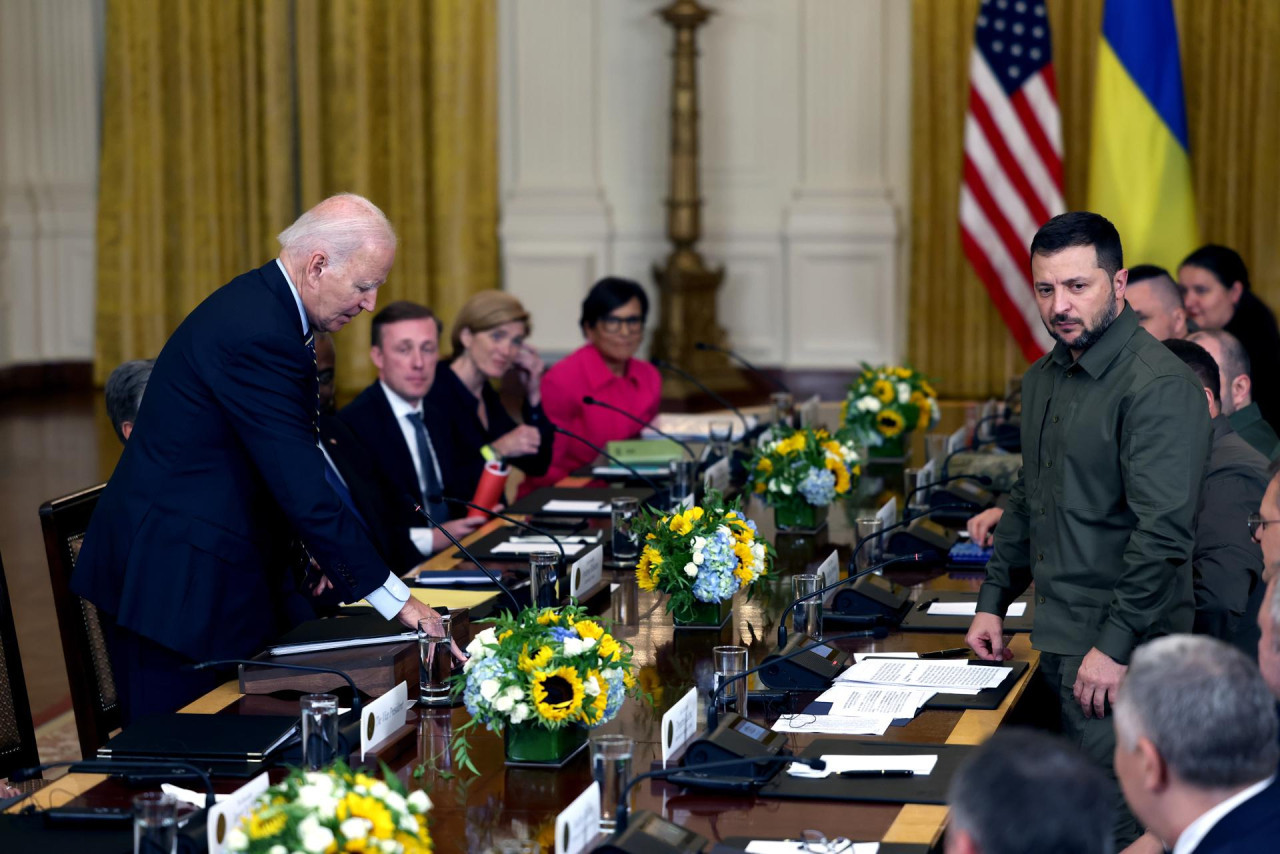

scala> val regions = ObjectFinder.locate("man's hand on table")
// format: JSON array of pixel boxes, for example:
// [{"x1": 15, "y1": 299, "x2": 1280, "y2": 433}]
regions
[
  {"x1": 1073, "y1": 647, "x2": 1127, "y2": 719},
  {"x1": 966, "y1": 507, "x2": 1004, "y2": 547},
  {"x1": 966, "y1": 611, "x2": 1014, "y2": 661},
  {"x1": 396, "y1": 595, "x2": 468, "y2": 661}
]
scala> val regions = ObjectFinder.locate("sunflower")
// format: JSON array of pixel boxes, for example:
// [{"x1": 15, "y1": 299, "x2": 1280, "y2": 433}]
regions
[
  {"x1": 755, "y1": 457, "x2": 773, "y2": 474},
  {"x1": 637, "y1": 554, "x2": 658, "y2": 591},
  {"x1": 246, "y1": 807, "x2": 288, "y2": 840},
  {"x1": 574, "y1": 619, "x2": 604, "y2": 641},
  {"x1": 535, "y1": 609, "x2": 561, "y2": 626},
  {"x1": 597, "y1": 633, "x2": 622, "y2": 662},
  {"x1": 519, "y1": 644, "x2": 554, "y2": 673},
  {"x1": 825, "y1": 456, "x2": 851, "y2": 493},
  {"x1": 669, "y1": 511, "x2": 694, "y2": 536},
  {"x1": 776, "y1": 433, "x2": 807, "y2": 455},
  {"x1": 580, "y1": 671, "x2": 609, "y2": 724},
  {"x1": 872, "y1": 379, "x2": 896, "y2": 404},
  {"x1": 532, "y1": 666, "x2": 585, "y2": 722},
  {"x1": 876, "y1": 409, "x2": 906, "y2": 437},
  {"x1": 754, "y1": 481, "x2": 767, "y2": 493},
  {"x1": 919, "y1": 380, "x2": 937, "y2": 399},
  {"x1": 839, "y1": 399, "x2": 849, "y2": 424},
  {"x1": 498, "y1": 629, "x2": 513, "y2": 642}
]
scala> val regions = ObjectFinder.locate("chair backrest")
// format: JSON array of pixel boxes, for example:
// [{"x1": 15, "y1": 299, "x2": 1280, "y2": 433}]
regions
[
  {"x1": 0, "y1": 548, "x2": 40, "y2": 778},
  {"x1": 38, "y1": 483, "x2": 118, "y2": 759}
]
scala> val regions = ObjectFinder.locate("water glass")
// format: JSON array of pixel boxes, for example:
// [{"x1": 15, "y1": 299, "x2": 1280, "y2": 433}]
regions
[
  {"x1": 904, "y1": 467, "x2": 925, "y2": 509},
  {"x1": 418, "y1": 613, "x2": 454, "y2": 706},
  {"x1": 611, "y1": 575, "x2": 639, "y2": 626},
  {"x1": 590, "y1": 734, "x2": 635, "y2": 833},
  {"x1": 925, "y1": 433, "x2": 949, "y2": 464},
  {"x1": 708, "y1": 419, "x2": 734, "y2": 460},
  {"x1": 771, "y1": 391, "x2": 795, "y2": 427},
  {"x1": 855, "y1": 517, "x2": 885, "y2": 572},
  {"x1": 529, "y1": 551, "x2": 560, "y2": 609},
  {"x1": 669, "y1": 459, "x2": 697, "y2": 511},
  {"x1": 713, "y1": 645, "x2": 749, "y2": 718},
  {"x1": 300, "y1": 692, "x2": 340, "y2": 770},
  {"x1": 791, "y1": 573, "x2": 823, "y2": 641},
  {"x1": 610, "y1": 496, "x2": 641, "y2": 562},
  {"x1": 133, "y1": 792, "x2": 178, "y2": 854}
]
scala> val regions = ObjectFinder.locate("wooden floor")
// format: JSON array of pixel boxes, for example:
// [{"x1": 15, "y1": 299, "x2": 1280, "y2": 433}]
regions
[{"x1": 1, "y1": 389, "x2": 122, "y2": 722}]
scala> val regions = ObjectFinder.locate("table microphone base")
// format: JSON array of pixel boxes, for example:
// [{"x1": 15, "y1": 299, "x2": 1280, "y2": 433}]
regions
[{"x1": 830, "y1": 574, "x2": 915, "y2": 626}]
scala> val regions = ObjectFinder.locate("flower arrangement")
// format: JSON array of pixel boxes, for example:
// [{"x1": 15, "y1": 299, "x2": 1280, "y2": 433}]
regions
[
  {"x1": 227, "y1": 762, "x2": 432, "y2": 854},
  {"x1": 745, "y1": 426, "x2": 862, "y2": 514},
  {"x1": 452, "y1": 603, "x2": 640, "y2": 770},
  {"x1": 840, "y1": 363, "x2": 940, "y2": 449},
  {"x1": 631, "y1": 493, "x2": 770, "y2": 622}
]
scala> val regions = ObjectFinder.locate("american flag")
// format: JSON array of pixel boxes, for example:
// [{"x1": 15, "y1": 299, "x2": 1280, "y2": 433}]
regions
[{"x1": 959, "y1": 0, "x2": 1063, "y2": 362}]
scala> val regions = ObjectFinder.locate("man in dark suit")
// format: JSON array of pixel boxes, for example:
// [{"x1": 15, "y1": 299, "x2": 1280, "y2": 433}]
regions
[
  {"x1": 1114, "y1": 635, "x2": 1279, "y2": 854},
  {"x1": 339, "y1": 301, "x2": 487, "y2": 556},
  {"x1": 73, "y1": 194, "x2": 451, "y2": 722}
]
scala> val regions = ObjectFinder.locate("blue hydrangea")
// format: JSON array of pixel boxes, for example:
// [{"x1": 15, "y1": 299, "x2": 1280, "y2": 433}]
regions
[
  {"x1": 798, "y1": 468, "x2": 837, "y2": 506},
  {"x1": 549, "y1": 626, "x2": 577, "y2": 643},
  {"x1": 603, "y1": 670, "x2": 626, "y2": 720},
  {"x1": 463, "y1": 656, "x2": 510, "y2": 724}
]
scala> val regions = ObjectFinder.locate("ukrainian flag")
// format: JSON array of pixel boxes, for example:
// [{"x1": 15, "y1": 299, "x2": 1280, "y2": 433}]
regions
[{"x1": 1087, "y1": 0, "x2": 1197, "y2": 272}]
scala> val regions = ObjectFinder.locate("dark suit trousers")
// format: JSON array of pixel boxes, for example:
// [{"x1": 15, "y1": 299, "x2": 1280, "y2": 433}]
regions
[{"x1": 107, "y1": 624, "x2": 222, "y2": 725}]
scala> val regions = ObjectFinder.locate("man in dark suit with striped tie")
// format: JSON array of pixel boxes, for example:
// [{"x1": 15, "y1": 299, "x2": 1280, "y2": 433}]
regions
[{"x1": 73, "y1": 194, "x2": 453, "y2": 722}]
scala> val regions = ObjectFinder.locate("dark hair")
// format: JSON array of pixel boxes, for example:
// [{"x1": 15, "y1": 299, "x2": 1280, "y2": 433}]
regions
[
  {"x1": 580, "y1": 277, "x2": 649, "y2": 331},
  {"x1": 1030, "y1": 212, "x2": 1124, "y2": 280},
  {"x1": 1127, "y1": 264, "x2": 1171, "y2": 285},
  {"x1": 1180, "y1": 244, "x2": 1251, "y2": 293},
  {"x1": 1165, "y1": 338, "x2": 1221, "y2": 404},
  {"x1": 371, "y1": 301, "x2": 441, "y2": 348},
  {"x1": 948, "y1": 728, "x2": 1114, "y2": 854},
  {"x1": 104, "y1": 359, "x2": 155, "y2": 443}
]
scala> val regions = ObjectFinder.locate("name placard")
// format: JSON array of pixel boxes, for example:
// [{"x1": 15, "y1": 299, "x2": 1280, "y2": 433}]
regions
[
  {"x1": 947, "y1": 425, "x2": 967, "y2": 455},
  {"x1": 361, "y1": 681, "x2": 409, "y2": 760},
  {"x1": 661, "y1": 687, "x2": 699, "y2": 767},
  {"x1": 817, "y1": 550, "x2": 841, "y2": 607},
  {"x1": 702, "y1": 457, "x2": 730, "y2": 494},
  {"x1": 555, "y1": 781, "x2": 602, "y2": 854},
  {"x1": 570, "y1": 544, "x2": 604, "y2": 599},
  {"x1": 876, "y1": 497, "x2": 897, "y2": 530},
  {"x1": 797, "y1": 394, "x2": 821, "y2": 428},
  {"x1": 207, "y1": 772, "x2": 269, "y2": 854}
]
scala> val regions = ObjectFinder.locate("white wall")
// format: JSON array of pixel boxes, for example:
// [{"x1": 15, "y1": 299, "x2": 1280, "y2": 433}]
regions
[
  {"x1": 0, "y1": 0, "x2": 102, "y2": 370},
  {"x1": 499, "y1": 0, "x2": 911, "y2": 370}
]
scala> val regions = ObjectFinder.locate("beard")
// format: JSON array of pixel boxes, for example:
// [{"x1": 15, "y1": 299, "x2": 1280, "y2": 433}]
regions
[{"x1": 1045, "y1": 295, "x2": 1119, "y2": 352}]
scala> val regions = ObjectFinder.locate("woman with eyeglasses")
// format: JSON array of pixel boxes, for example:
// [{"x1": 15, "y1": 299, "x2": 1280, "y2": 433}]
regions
[
  {"x1": 424, "y1": 290, "x2": 554, "y2": 511},
  {"x1": 521, "y1": 277, "x2": 661, "y2": 493}
]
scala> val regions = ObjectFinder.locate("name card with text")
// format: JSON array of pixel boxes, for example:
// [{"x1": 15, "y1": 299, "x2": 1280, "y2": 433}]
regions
[
  {"x1": 361, "y1": 681, "x2": 408, "y2": 760},
  {"x1": 570, "y1": 545, "x2": 604, "y2": 599},
  {"x1": 208, "y1": 772, "x2": 269, "y2": 854},
  {"x1": 555, "y1": 781, "x2": 602, "y2": 854},
  {"x1": 661, "y1": 687, "x2": 699, "y2": 767}
]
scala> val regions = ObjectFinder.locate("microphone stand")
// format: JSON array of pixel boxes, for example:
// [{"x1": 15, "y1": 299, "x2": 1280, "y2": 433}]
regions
[
  {"x1": 433, "y1": 494, "x2": 566, "y2": 561},
  {"x1": 694, "y1": 341, "x2": 790, "y2": 394},
  {"x1": 550, "y1": 424, "x2": 664, "y2": 495},
  {"x1": 903, "y1": 474, "x2": 991, "y2": 519},
  {"x1": 581, "y1": 395, "x2": 698, "y2": 461},
  {"x1": 408, "y1": 499, "x2": 523, "y2": 614}
]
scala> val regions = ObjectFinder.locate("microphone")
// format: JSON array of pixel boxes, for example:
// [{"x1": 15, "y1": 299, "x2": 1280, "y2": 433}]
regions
[
  {"x1": 651, "y1": 358, "x2": 753, "y2": 437},
  {"x1": 191, "y1": 658, "x2": 363, "y2": 719},
  {"x1": 9, "y1": 758, "x2": 217, "y2": 809},
  {"x1": 694, "y1": 341, "x2": 790, "y2": 394},
  {"x1": 706, "y1": 633, "x2": 879, "y2": 733},
  {"x1": 550, "y1": 424, "x2": 664, "y2": 495},
  {"x1": 776, "y1": 553, "x2": 927, "y2": 647},
  {"x1": 614, "y1": 754, "x2": 825, "y2": 833},
  {"x1": 904, "y1": 474, "x2": 992, "y2": 513},
  {"x1": 581, "y1": 395, "x2": 697, "y2": 460},
  {"x1": 407, "y1": 498, "x2": 523, "y2": 614},
  {"x1": 849, "y1": 503, "x2": 972, "y2": 569},
  {"x1": 432, "y1": 494, "x2": 566, "y2": 560}
]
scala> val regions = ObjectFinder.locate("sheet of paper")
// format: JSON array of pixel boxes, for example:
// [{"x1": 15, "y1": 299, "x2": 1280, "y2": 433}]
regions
[
  {"x1": 745, "y1": 841, "x2": 879, "y2": 854},
  {"x1": 925, "y1": 600, "x2": 1026, "y2": 617},
  {"x1": 542, "y1": 499, "x2": 607, "y2": 514},
  {"x1": 787, "y1": 753, "x2": 938, "y2": 778},
  {"x1": 770, "y1": 714, "x2": 893, "y2": 736},
  {"x1": 648, "y1": 413, "x2": 755, "y2": 441},
  {"x1": 837, "y1": 658, "x2": 1012, "y2": 691},
  {"x1": 852, "y1": 651, "x2": 919, "y2": 664},
  {"x1": 492, "y1": 541, "x2": 585, "y2": 557},
  {"x1": 509, "y1": 534, "x2": 600, "y2": 545},
  {"x1": 816, "y1": 685, "x2": 935, "y2": 718},
  {"x1": 592, "y1": 465, "x2": 668, "y2": 478},
  {"x1": 414, "y1": 574, "x2": 494, "y2": 586}
]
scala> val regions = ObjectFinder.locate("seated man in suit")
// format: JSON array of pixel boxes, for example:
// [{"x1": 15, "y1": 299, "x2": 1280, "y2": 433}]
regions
[
  {"x1": 1165, "y1": 339, "x2": 1269, "y2": 657},
  {"x1": 1190, "y1": 329, "x2": 1280, "y2": 461},
  {"x1": 1115, "y1": 635, "x2": 1279, "y2": 854},
  {"x1": 104, "y1": 358, "x2": 155, "y2": 443},
  {"x1": 339, "y1": 301, "x2": 487, "y2": 559},
  {"x1": 73, "y1": 194, "x2": 452, "y2": 722},
  {"x1": 947, "y1": 728, "x2": 1114, "y2": 854}
]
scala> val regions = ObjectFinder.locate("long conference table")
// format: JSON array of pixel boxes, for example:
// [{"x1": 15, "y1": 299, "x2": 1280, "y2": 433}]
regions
[{"x1": 12, "y1": 412, "x2": 1038, "y2": 852}]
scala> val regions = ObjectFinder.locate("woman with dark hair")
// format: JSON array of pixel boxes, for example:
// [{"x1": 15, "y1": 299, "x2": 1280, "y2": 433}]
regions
[
  {"x1": 1179, "y1": 245, "x2": 1280, "y2": 428},
  {"x1": 522, "y1": 277, "x2": 662, "y2": 492}
]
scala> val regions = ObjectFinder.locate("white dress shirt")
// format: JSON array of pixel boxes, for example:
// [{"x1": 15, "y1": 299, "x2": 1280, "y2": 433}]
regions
[
  {"x1": 276, "y1": 259, "x2": 410, "y2": 619},
  {"x1": 1171, "y1": 773, "x2": 1275, "y2": 854},
  {"x1": 377, "y1": 379, "x2": 444, "y2": 557}
]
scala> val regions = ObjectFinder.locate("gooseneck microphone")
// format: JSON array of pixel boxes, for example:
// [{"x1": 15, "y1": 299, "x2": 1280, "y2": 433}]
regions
[
  {"x1": 550, "y1": 424, "x2": 664, "y2": 494},
  {"x1": 694, "y1": 341, "x2": 790, "y2": 394},
  {"x1": 651, "y1": 358, "x2": 752, "y2": 436},
  {"x1": 581, "y1": 395, "x2": 697, "y2": 460},
  {"x1": 903, "y1": 474, "x2": 992, "y2": 512},
  {"x1": 10, "y1": 758, "x2": 217, "y2": 809},
  {"x1": 614, "y1": 754, "x2": 825, "y2": 832},
  {"x1": 432, "y1": 494, "x2": 566, "y2": 560},
  {"x1": 776, "y1": 553, "x2": 926, "y2": 646},
  {"x1": 407, "y1": 498, "x2": 523, "y2": 614},
  {"x1": 849, "y1": 503, "x2": 972, "y2": 569}
]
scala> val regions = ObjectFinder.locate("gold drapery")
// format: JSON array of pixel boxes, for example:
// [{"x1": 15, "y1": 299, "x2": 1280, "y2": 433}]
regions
[
  {"x1": 909, "y1": 0, "x2": 1280, "y2": 398},
  {"x1": 95, "y1": 0, "x2": 498, "y2": 397}
]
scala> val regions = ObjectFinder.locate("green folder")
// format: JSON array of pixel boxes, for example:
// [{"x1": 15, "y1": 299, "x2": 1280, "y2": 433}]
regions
[{"x1": 605, "y1": 438, "x2": 686, "y2": 465}]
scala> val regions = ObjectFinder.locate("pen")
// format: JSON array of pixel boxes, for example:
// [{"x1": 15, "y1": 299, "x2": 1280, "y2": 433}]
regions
[
  {"x1": 919, "y1": 647, "x2": 971, "y2": 659},
  {"x1": 835, "y1": 769, "x2": 916, "y2": 779}
]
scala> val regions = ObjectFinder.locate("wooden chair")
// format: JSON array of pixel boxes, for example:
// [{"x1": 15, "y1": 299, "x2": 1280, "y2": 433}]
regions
[
  {"x1": 0, "y1": 547, "x2": 40, "y2": 780},
  {"x1": 38, "y1": 484, "x2": 119, "y2": 759}
]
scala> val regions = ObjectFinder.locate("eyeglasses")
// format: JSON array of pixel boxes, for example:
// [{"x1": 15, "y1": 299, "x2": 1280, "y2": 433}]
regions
[
  {"x1": 598, "y1": 314, "x2": 644, "y2": 334},
  {"x1": 1247, "y1": 513, "x2": 1280, "y2": 537}
]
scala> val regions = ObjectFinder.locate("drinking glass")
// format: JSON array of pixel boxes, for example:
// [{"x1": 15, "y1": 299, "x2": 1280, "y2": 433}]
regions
[
  {"x1": 791, "y1": 573, "x2": 822, "y2": 641},
  {"x1": 707, "y1": 419, "x2": 734, "y2": 460},
  {"x1": 610, "y1": 496, "x2": 641, "y2": 562},
  {"x1": 418, "y1": 613, "x2": 454, "y2": 706},
  {"x1": 855, "y1": 517, "x2": 885, "y2": 572},
  {"x1": 669, "y1": 459, "x2": 697, "y2": 511},
  {"x1": 590, "y1": 734, "x2": 635, "y2": 833},
  {"x1": 300, "y1": 693, "x2": 340, "y2": 770},
  {"x1": 529, "y1": 551, "x2": 560, "y2": 609},
  {"x1": 771, "y1": 391, "x2": 795, "y2": 428},
  {"x1": 713, "y1": 645, "x2": 749, "y2": 718},
  {"x1": 925, "y1": 433, "x2": 949, "y2": 464},
  {"x1": 133, "y1": 792, "x2": 178, "y2": 854}
]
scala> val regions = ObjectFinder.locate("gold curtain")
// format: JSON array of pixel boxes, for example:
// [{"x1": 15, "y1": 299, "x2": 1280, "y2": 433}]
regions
[
  {"x1": 909, "y1": 0, "x2": 1280, "y2": 398},
  {"x1": 95, "y1": 0, "x2": 498, "y2": 397}
]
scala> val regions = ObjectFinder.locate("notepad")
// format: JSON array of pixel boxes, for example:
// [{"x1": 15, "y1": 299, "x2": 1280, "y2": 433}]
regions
[
  {"x1": 787, "y1": 754, "x2": 938, "y2": 778},
  {"x1": 542, "y1": 499, "x2": 608, "y2": 514},
  {"x1": 491, "y1": 541, "x2": 585, "y2": 557},
  {"x1": 926, "y1": 601, "x2": 1027, "y2": 617}
]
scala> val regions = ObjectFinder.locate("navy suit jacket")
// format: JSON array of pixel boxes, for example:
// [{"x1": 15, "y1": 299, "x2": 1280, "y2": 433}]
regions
[
  {"x1": 1191, "y1": 776, "x2": 1280, "y2": 853},
  {"x1": 72, "y1": 261, "x2": 390, "y2": 662},
  {"x1": 338, "y1": 382, "x2": 440, "y2": 523}
]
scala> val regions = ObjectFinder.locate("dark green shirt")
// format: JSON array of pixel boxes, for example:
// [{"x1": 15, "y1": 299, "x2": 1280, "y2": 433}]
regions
[
  {"x1": 977, "y1": 304, "x2": 1211, "y2": 663},
  {"x1": 1227, "y1": 402, "x2": 1280, "y2": 462}
]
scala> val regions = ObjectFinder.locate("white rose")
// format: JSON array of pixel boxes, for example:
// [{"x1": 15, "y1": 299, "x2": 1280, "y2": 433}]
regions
[
  {"x1": 298, "y1": 817, "x2": 335, "y2": 854},
  {"x1": 897, "y1": 382, "x2": 911, "y2": 404},
  {"x1": 581, "y1": 636, "x2": 597, "y2": 652},
  {"x1": 339, "y1": 818, "x2": 372, "y2": 841},
  {"x1": 407, "y1": 789, "x2": 432, "y2": 813},
  {"x1": 296, "y1": 784, "x2": 338, "y2": 811},
  {"x1": 504, "y1": 685, "x2": 525, "y2": 701},
  {"x1": 226, "y1": 829, "x2": 250, "y2": 851},
  {"x1": 583, "y1": 676, "x2": 601, "y2": 697},
  {"x1": 857, "y1": 396, "x2": 882, "y2": 413},
  {"x1": 267, "y1": 845, "x2": 286, "y2": 854},
  {"x1": 510, "y1": 703, "x2": 532, "y2": 724},
  {"x1": 693, "y1": 536, "x2": 707, "y2": 549},
  {"x1": 494, "y1": 695, "x2": 514, "y2": 712},
  {"x1": 479, "y1": 679, "x2": 501, "y2": 701},
  {"x1": 369, "y1": 781, "x2": 389, "y2": 800},
  {"x1": 302, "y1": 772, "x2": 334, "y2": 793},
  {"x1": 752, "y1": 543, "x2": 765, "y2": 561},
  {"x1": 717, "y1": 525, "x2": 732, "y2": 538},
  {"x1": 779, "y1": 481, "x2": 793, "y2": 495},
  {"x1": 692, "y1": 550, "x2": 705, "y2": 565},
  {"x1": 684, "y1": 561, "x2": 698, "y2": 577},
  {"x1": 562, "y1": 637, "x2": 585, "y2": 656},
  {"x1": 381, "y1": 789, "x2": 407, "y2": 816}
]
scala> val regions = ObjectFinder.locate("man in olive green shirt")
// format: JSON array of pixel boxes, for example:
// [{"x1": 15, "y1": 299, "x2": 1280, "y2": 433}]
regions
[
  {"x1": 1189, "y1": 328, "x2": 1280, "y2": 461},
  {"x1": 966, "y1": 212, "x2": 1211, "y2": 847}
]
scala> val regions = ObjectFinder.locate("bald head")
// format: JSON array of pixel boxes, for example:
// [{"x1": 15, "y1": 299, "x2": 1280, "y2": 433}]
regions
[
  {"x1": 1189, "y1": 329, "x2": 1252, "y2": 415},
  {"x1": 1126, "y1": 266, "x2": 1187, "y2": 341}
]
